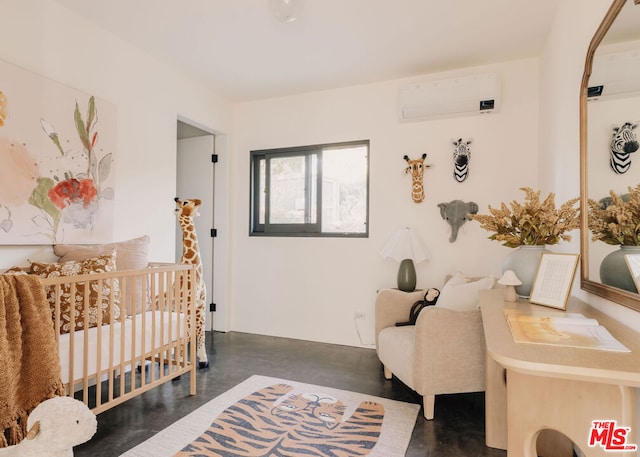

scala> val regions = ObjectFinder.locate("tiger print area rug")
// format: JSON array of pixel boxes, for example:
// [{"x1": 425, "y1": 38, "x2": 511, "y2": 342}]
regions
[{"x1": 121, "y1": 375, "x2": 420, "y2": 457}]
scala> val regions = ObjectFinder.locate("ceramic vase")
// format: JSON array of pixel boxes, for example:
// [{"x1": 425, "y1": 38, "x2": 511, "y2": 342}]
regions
[
  {"x1": 502, "y1": 245, "x2": 550, "y2": 298},
  {"x1": 600, "y1": 245, "x2": 640, "y2": 293},
  {"x1": 397, "y1": 258, "x2": 417, "y2": 292}
]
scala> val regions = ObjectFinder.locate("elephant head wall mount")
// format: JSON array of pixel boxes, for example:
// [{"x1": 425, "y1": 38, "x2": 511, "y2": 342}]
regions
[
  {"x1": 438, "y1": 199, "x2": 478, "y2": 242},
  {"x1": 403, "y1": 153, "x2": 432, "y2": 203}
]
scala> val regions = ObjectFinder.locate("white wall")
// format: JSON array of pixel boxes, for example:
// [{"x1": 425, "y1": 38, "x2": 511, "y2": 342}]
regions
[
  {"x1": 231, "y1": 59, "x2": 541, "y2": 347},
  {"x1": 0, "y1": 0, "x2": 233, "y2": 329}
]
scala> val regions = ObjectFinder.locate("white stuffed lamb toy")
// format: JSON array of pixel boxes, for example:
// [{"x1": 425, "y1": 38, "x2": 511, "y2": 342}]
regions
[{"x1": 0, "y1": 397, "x2": 97, "y2": 457}]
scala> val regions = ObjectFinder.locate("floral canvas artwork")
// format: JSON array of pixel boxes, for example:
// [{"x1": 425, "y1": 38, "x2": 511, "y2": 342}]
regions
[{"x1": 0, "y1": 59, "x2": 115, "y2": 244}]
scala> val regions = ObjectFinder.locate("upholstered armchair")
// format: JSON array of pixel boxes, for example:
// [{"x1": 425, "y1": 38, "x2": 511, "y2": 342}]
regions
[{"x1": 375, "y1": 280, "x2": 488, "y2": 420}]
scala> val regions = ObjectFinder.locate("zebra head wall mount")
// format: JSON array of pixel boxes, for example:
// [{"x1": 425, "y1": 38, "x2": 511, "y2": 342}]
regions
[
  {"x1": 452, "y1": 138, "x2": 473, "y2": 182},
  {"x1": 609, "y1": 122, "x2": 639, "y2": 174}
]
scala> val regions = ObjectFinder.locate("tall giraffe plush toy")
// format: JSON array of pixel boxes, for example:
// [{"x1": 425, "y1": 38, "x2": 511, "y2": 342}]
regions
[{"x1": 175, "y1": 197, "x2": 209, "y2": 369}]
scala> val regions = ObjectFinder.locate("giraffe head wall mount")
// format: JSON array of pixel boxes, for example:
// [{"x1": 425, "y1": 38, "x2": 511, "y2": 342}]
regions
[{"x1": 403, "y1": 153, "x2": 431, "y2": 203}]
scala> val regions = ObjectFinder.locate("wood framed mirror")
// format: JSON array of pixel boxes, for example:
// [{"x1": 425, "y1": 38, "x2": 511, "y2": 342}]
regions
[{"x1": 580, "y1": 0, "x2": 640, "y2": 310}]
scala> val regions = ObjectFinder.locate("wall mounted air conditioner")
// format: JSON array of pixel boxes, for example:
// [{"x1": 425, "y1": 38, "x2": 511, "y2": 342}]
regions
[
  {"x1": 588, "y1": 49, "x2": 640, "y2": 101},
  {"x1": 398, "y1": 73, "x2": 501, "y2": 122}
]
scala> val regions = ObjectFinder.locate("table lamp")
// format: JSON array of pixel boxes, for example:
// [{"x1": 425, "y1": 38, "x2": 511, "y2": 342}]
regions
[
  {"x1": 380, "y1": 227, "x2": 430, "y2": 292},
  {"x1": 498, "y1": 270, "x2": 522, "y2": 302}
]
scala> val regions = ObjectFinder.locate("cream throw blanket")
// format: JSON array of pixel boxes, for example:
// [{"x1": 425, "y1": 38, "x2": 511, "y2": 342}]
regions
[{"x1": 0, "y1": 274, "x2": 65, "y2": 447}]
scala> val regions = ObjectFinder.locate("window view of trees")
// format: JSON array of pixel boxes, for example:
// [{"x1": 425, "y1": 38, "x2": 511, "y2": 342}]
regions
[
  {"x1": 322, "y1": 146, "x2": 367, "y2": 234},
  {"x1": 251, "y1": 141, "x2": 369, "y2": 237}
]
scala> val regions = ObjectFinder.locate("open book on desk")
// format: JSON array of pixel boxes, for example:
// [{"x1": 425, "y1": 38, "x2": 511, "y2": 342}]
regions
[{"x1": 504, "y1": 309, "x2": 630, "y2": 352}]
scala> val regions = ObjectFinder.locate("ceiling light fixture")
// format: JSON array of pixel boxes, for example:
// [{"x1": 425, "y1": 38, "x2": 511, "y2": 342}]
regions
[{"x1": 269, "y1": 0, "x2": 300, "y2": 23}]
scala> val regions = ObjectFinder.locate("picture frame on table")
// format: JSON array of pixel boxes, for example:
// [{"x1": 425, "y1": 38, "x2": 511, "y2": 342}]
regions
[{"x1": 529, "y1": 253, "x2": 580, "y2": 310}]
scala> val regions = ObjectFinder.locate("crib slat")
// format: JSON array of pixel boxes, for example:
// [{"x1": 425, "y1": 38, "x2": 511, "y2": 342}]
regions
[
  {"x1": 108, "y1": 286, "x2": 116, "y2": 404},
  {"x1": 119, "y1": 275, "x2": 126, "y2": 397},
  {"x1": 148, "y1": 272, "x2": 156, "y2": 384},
  {"x1": 69, "y1": 281, "x2": 77, "y2": 396},
  {"x1": 93, "y1": 278, "x2": 102, "y2": 409}
]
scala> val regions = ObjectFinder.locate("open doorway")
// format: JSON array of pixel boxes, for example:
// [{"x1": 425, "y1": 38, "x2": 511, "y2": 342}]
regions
[{"x1": 176, "y1": 119, "x2": 216, "y2": 331}]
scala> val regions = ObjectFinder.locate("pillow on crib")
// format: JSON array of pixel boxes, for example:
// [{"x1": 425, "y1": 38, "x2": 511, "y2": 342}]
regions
[
  {"x1": 54, "y1": 235, "x2": 150, "y2": 315},
  {"x1": 53, "y1": 235, "x2": 149, "y2": 271},
  {"x1": 29, "y1": 252, "x2": 122, "y2": 334}
]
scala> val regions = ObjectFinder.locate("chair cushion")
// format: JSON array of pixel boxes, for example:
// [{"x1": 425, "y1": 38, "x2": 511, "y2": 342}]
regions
[
  {"x1": 436, "y1": 273, "x2": 495, "y2": 311},
  {"x1": 378, "y1": 325, "x2": 415, "y2": 388}
]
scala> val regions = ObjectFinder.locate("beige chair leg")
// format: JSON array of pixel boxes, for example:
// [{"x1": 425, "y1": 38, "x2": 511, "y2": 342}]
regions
[
  {"x1": 423, "y1": 395, "x2": 435, "y2": 420},
  {"x1": 383, "y1": 365, "x2": 392, "y2": 380}
]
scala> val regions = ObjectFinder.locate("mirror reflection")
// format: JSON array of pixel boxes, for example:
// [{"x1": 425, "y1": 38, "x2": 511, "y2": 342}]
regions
[{"x1": 584, "y1": 0, "x2": 640, "y2": 303}]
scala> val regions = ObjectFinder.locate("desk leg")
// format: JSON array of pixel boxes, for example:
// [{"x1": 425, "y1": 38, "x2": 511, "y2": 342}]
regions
[
  {"x1": 485, "y1": 353, "x2": 507, "y2": 450},
  {"x1": 507, "y1": 371, "x2": 637, "y2": 457}
]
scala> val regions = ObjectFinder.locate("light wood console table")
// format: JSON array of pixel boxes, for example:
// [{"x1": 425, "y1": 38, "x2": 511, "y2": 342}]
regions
[{"x1": 480, "y1": 289, "x2": 640, "y2": 457}]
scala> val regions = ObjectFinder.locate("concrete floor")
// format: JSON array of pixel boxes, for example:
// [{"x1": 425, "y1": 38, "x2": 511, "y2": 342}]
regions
[{"x1": 74, "y1": 331, "x2": 507, "y2": 457}]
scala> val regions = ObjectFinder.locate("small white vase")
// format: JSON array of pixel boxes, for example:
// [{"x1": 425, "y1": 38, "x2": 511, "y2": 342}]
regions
[{"x1": 502, "y1": 245, "x2": 550, "y2": 298}]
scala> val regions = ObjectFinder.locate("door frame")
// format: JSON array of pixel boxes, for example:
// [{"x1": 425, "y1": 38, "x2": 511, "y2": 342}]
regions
[{"x1": 176, "y1": 117, "x2": 217, "y2": 331}]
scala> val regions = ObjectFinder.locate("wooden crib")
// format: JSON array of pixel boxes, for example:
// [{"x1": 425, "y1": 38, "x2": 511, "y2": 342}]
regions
[{"x1": 40, "y1": 263, "x2": 197, "y2": 414}]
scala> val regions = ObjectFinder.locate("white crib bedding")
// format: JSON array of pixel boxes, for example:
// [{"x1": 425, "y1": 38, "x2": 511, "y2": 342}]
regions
[{"x1": 58, "y1": 311, "x2": 186, "y2": 385}]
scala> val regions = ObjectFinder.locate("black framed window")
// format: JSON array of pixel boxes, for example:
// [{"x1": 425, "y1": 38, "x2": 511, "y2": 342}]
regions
[{"x1": 250, "y1": 140, "x2": 369, "y2": 237}]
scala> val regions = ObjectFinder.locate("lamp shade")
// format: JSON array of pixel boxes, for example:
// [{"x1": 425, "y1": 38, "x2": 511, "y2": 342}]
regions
[
  {"x1": 380, "y1": 227, "x2": 430, "y2": 292},
  {"x1": 499, "y1": 269, "x2": 521, "y2": 302},
  {"x1": 498, "y1": 269, "x2": 522, "y2": 286},
  {"x1": 269, "y1": 0, "x2": 301, "y2": 22},
  {"x1": 380, "y1": 227, "x2": 430, "y2": 263}
]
